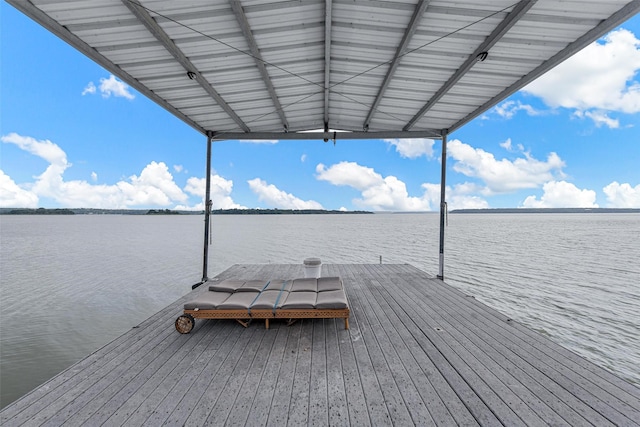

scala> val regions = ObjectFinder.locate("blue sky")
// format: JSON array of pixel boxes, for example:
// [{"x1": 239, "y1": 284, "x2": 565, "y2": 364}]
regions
[{"x1": 2, "y1": 4, "x2": 639, "y2": 211}]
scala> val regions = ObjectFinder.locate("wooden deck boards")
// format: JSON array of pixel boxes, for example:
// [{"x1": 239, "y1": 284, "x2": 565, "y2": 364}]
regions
[{"x1": 2, "y1": 263, "x2": 639, "y2": 426}]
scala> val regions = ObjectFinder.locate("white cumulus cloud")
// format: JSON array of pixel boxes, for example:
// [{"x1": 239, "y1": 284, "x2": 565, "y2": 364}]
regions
[
  {"x1": 316, "y1": 161, "x2": 435, "y2": 211},
  {"x1": 522, "y1": 181, "x2": 598, "y2": 208},
  {"x1": 0, "y1": 170, "x2": 39, "y2": 208},
  {"x1": 523, "y1": 28, "x2": 640, "y2": 127},
  {"x1": 82, "y1": 75, "x2": 135, "y2": 100},
  {"x1": 99, "y1": 75, "x2": 135, "y2": 100},
  {"x1": 579, "y1": 111, "x2": 620, "y2": 129},
  {"x1": 384, "y1": 138, "x2": 436, "y2": 159},
  {"x1": 492, "y1": 100, "x2": 541, "y2": 119},
  {"x1": 247, "y1": 178, "x2": 323, "y2": 210},
  {"x1": 603, "y1": 181, "x2": 640, "y2": 208},
  {"x1": 82, "y1": 81, "x2": 96, "y2": 96},
  {"x1": 1, "y1": 132, "x2": 69, "y2": 167},
  {"x1": 448, "y1": 139, "x2": 565, "y2": 193},
  {"x1": 0, "y1": 133, "x2": 230, "y2": 210},
  {"x1": 181, "y1": 175, "x2": 246, "y2": 210}
]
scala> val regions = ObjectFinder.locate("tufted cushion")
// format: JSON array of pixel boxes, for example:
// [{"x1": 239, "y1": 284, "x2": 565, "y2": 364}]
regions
[
  {"x1": 218, "y1": 291, "x2": 260, "y2": 310},
  {"x1": 184, "y1": 291, "x2": 232, "y2": 310},
  {"x1": 208, "y1": 279, "x2": 245, "y2": 293},
  {"x1": 315, "y1": 290, "x2": 348, "y2": 309},
  {"x1": 280, "y1": 291, "x2": 317, "y2": 309},
  {"x1": 290, "y1": 278, "x2": 317, "y2": 292},
  {"x1": 317, "y1": 277, "x2": 343, "y2": 292},
  {"x1": 250, "y1": 290, "x2": 282, "y2": 309},
  {"x1": 237, "y1": 279, "x2": 269, "y2": 292}
]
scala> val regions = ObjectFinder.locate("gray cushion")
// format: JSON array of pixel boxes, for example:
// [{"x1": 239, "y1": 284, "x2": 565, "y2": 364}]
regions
[
  {"x1": 263, "y1": 279, "x2": 292, "y2": 292},
  {"x1": 208, "y1": 279, "x2": 244, "y2": 293},
  {"x1": 249, "y1": 290, "x2": 281, "y2": 309},
  {"x1": 280, "y1": 291, "x2": 316, "y2": 309},
  {"x1": 291, "y1": 278, "x2": 317, "y2": 292},
  {"x1": 184, "y1": 291, "x2": 232, "y2": 310},
  {"x1": 317, "y1": 277, "x2": 343, "y2": 292},
  {"x1": 315, "y1": 290, "x2": 348, "y2": 309},
  {"x1": 237, "y1": 279, "x2": 269, "y2": 292},
  {"x1": 218, "y1": 291, "x2": 260, "y2": 310}
]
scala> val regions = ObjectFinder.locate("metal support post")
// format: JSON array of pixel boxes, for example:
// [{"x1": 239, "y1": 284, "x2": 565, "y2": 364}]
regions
[
  {"x1": 437, "y1": 131, "x2": 448, "y2": 280},
  {"x1": 201, "y1": 133, "x2": 213, "y2": 283}
]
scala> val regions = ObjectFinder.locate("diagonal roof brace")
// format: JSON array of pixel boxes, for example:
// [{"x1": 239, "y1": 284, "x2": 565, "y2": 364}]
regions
[
  {"x1": 449, "y1": 0, "x2": 640, "y2": 133},
  {"x1": 230, "y1": 0, "x2": 289, "y2": 132},
  {"x1": 9, "y1": 0, "x2": 207, "y2": 135},
  {"x1": 363, "y1": 0, "x2": 432, "y2": 131},
  {"x1": 324, "y1": 0, "x2": 333, "y2": 126},
  {"x1": 404, "y1": 0, "x2": 537, "y2": 131},
  {"x1": 122, "y1": 0, "x2": 250, "y2": 132}
]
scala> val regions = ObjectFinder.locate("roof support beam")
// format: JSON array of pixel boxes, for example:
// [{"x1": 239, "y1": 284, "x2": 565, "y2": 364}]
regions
[
  {"x1": 229, "y1": 0, "x2": 289, "y2": 132},
  {"x1": 450, "y1": 0, "x2": 640, "y2": 133},
  {"x1": 324, "y1": 0, "x2": 333, "y2": 126},
  {"x1": 404, "y1": 0, "x2": 537, "y2": 131},
  {"x1": 122, "y1": 0, "x2": 250, "y2": 132},
  {"x1": 210, "y1": 129, "x2": 443, "y2": 141},
  {"x1": 437, "y1": 129, "x2": 448, "y2": 280},
  {"x1": 363, "y1": 0, "x2": 431, "y2": 131}
]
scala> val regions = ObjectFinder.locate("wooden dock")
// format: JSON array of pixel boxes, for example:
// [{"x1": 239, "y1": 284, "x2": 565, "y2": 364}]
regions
[{"x1": 2, "y1": 264, "x2": 639, "y2": 426}]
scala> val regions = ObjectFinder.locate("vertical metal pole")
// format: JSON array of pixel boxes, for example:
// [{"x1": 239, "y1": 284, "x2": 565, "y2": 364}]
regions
[
  {"x1": 202, "y1": 133, "x2": 213, "y2": 282},
  {"x1": 437, "y1": 131, "x2": 448, "y2": 280}
]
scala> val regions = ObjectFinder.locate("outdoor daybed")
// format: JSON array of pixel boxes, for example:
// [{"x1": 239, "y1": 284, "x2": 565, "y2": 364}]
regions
[{"x1": 175, "y1": 276, "x2": 350, "y2": 333}]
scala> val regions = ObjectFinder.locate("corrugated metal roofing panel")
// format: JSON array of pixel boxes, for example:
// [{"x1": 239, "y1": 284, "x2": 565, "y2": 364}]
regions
[{"x1": 8, "y1": 0, "x2": 639, "y2": 139}]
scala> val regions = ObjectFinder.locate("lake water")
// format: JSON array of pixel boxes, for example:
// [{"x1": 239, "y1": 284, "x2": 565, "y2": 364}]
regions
[{"x1": 1, "y1": 213, "x2": 639, "y2": 408}]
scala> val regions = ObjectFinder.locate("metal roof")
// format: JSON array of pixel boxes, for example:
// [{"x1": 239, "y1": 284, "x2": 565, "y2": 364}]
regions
[{"x1": 9, "y1": 0, "x2": 640, "y2": 140}]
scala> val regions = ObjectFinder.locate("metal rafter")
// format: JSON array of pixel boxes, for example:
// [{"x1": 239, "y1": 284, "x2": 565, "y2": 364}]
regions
[
  {"x1": 450, "y1": 0, "x2": 640, "y2": 133},
  {"x1": 363, "y1": 0, "x2": 431, "y2": 131},
  {"x1": 324, "y1": 0, "x2": 333, "y2": 126},
  {"x1": 229, "y1": 0, "x2": 289, "y2": 131},
  {"x1": 9, "y1": 0, "x2": 207, "y2": 135},
  {"x1": 123, "y1": 0, "x2": 250, "y2": 132},
  {"x1": 404, "y1": 0, "x2": 537, "y2": 131}
]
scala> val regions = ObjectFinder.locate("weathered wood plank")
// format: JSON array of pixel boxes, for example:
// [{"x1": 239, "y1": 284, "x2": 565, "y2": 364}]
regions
[
  {"x1": 308, "y1": 319, "x2": 329, "y2": 426},
  {"x1": 118, "y1": 321, "x2": 232, "y2": 426},
  {"x1": 244, "y1": 325, "x2": 291, "y2": 426},
  {"x1": 359, "y1": 264, "x2": 505, "y2": 426},
  {"x1": 330, "y1": 265, "x2": 371, "y2": 426},
  {"x1": 350, "y1": 283, "x2": 427, "y2": 426},
  {"x1": 390, "y1": 265, "x2": 613, "y2": 426},
  {"x1": 394, "y1": 264, "x2": 640, "y2": 425},
  {"x1": 2, "y1": 263, "x2": 638, "y2": 427},
  {"x1": 337, "y1": 268, "x2": 392, "y2": 426}
]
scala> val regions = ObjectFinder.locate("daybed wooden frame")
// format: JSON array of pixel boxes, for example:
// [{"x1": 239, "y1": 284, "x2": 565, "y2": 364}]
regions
[{"x1": 175, "y1": 277, "x2": 350, "y2": 333}]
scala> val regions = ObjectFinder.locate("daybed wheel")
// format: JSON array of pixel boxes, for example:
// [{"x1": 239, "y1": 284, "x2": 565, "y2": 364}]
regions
[{"x1": 175, "y1": 314, "x2": 195, "y2": 334}]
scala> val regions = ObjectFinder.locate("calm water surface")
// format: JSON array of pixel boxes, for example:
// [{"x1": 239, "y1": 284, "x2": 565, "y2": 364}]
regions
[{"x1": 1, "y1": 213, "x2": 638, "y2": 408}]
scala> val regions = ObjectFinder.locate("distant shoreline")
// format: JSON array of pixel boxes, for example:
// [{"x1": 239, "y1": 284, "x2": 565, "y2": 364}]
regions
[
  {"x1": 0, "y1": 208, "x2": 373, "y2": 215},
  {"x1": 450, "y1": 208, "x2": 640, "y2": 214},
  {"x1": 1, "y1": 207, "x2": 638, "y2": 215}
]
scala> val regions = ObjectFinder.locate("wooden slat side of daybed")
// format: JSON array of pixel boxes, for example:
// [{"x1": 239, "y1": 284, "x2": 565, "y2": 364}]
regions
[{"x1": 1, "y1": 263, "x2": 639, "y2": 427}]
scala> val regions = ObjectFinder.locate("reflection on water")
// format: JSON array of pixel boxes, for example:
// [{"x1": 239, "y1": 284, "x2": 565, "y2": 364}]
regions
[{"x1": 1, "y1": 213, "x2": 638, "y2": 408}]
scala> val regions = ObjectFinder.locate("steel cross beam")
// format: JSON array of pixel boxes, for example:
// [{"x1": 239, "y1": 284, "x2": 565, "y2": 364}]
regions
[
  {"x1": 324, "y1": 0, "x2": 333, "y2": 126},
  {"x1": 404, "y1": 0, "x2": 537, "y2": 131},
  {"x1": 450, "y1": 0, "x2": 640, "y2": 133},
  {"x1": 363, "y1": 0, "x2": 432, "y2": 131},
  {"x1": 230, "y1": 0, "x2": 289, "y2": 132},
  {"x1": 123, "y1": 0, "x2": 251, "y2": 132}
]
